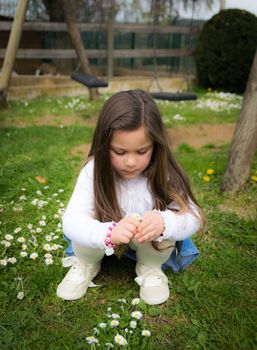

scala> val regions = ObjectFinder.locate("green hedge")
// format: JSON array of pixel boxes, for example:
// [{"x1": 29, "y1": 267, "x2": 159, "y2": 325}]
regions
[{"x1": 195, "y1": 9, "x2": 257, "y2": 93}]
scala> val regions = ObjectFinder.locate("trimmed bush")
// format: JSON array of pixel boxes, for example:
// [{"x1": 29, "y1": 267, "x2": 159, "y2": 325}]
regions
[{"x1": 195, "y1": 9, "x2": 257, "y2": 93}]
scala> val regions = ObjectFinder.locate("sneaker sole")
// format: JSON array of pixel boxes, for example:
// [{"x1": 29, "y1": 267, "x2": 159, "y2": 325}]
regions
[{"x1": 140, "y1": 290, "x2": 170, "y2": 305}]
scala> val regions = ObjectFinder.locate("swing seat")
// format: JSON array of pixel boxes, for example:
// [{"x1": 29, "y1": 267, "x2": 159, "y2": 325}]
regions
[
  {"x1": 151, "y1": 92, "x2": 197, "y2": 101},
  {"x1": 71, "y1": 72, "x2": 108, "y2": 88}
]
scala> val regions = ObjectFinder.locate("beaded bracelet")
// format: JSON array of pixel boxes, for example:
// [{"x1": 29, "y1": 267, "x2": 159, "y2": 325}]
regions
[{"x1": 104, "y1": 222, "x2": 117, "y2": 256}]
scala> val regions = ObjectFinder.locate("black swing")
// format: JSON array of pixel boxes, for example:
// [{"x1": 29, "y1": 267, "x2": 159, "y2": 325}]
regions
[
  {"x1": 71, "y1": 71, "x2": 108, "y2": 88},
  {"x1": 149, "y1": 3, "x2": 197, "y2": 102},
  {"x1": 71, "y1": 8, "x2": 108, "y2": 90}
]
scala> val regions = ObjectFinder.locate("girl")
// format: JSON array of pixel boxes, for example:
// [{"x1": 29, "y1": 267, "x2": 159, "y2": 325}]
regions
[{"x1": 57, "y1": 89, "x2": 203, "y2": 305}]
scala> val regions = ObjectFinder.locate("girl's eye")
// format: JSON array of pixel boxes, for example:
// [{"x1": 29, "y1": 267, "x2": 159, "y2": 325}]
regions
[
  {"x1": 137, "y1": 150, "x2": 147, "y2": 155},
  {"x1": 113, "y1": 150, "x2": 125, "y2": 155}
]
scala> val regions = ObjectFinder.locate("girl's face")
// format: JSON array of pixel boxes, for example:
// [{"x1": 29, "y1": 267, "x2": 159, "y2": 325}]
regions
[{"x1": 110, "y1": 126, "x2": 154, "y2": 180}]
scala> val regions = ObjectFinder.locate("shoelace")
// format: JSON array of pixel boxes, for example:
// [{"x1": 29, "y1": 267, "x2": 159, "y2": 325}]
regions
[
  {"x1": 61, "y1": 256, "x2": 101, "y2": 287},
  {"x1": 135, "y1": 268, "x2": 168, "y2": 288}
]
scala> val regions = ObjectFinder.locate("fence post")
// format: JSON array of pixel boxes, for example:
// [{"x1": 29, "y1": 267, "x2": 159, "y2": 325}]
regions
[
  {"x1": 0, "y1": 0, "x2": 29, "y2": 106},
  {"x1": 107, "y1": 0, "x2": 114, "y2": 80}
]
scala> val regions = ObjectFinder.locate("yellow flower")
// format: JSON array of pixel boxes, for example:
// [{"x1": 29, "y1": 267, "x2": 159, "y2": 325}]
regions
[
  {"x1": 206, "y1": 168, "x2": 215, "y2": 175},
  {"x1": 203, "y1": 175, "x2": 211, "y2": 182},
  {"x1": 251, "y1": 175, "x2": 257, "y2": 182}
]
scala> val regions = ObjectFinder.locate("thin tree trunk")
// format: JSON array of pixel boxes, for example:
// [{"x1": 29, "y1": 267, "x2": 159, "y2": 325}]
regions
[
  {"x1": 0, "y1": 0, "x2": 29, "y2": 106},
  {"x1": 59, "y1": 0, "x2": 99, "y2": 100},
  {"x1": 221, "y1": 49, "x2": 257, "y2": 193}
]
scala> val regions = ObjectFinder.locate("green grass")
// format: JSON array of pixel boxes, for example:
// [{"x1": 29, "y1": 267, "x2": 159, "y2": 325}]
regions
[
  {"x1": 0, "y1": 92, "x2": 257, "y2": 349},
  {"x1": 0, "y1": 90, "x2": 242, "y2": 127}
]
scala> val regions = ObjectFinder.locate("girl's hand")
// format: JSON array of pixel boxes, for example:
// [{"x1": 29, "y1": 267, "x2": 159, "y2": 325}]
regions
[
  {"x1": 135, "y1": 211, "x2": 164, "y2": 243},
  {"x1": 111, "y1": 216, "x2": 139, "y2": 245}
]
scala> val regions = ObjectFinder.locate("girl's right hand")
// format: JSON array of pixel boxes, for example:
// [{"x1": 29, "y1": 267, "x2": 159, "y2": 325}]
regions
[{"x1": 111, "y1": 217, "x2": 139, "y2": 245}]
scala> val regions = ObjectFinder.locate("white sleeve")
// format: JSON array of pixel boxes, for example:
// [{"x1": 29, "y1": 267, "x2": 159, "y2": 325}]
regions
[
  {"x1": 156, "y1": 201, "x2": 201, "y2": 242},
  {"x1": 62, "y1": 160, "x2": 112, "y2": 249}
]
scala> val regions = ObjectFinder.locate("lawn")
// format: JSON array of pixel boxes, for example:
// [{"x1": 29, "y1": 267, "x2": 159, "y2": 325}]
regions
[{"x1": 0, "y1": 90, "x2": 256, "y2": 350}]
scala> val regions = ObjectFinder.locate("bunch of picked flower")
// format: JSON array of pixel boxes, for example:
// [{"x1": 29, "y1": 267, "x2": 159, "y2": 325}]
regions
[{"x1": 85, "y1": 297, "x2": 152, "y2": 349}]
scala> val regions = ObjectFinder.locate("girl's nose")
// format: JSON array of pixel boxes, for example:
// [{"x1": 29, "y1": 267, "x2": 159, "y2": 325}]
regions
[{"x1": 124, "y1": 154, "x2": 136, "y2": 167}]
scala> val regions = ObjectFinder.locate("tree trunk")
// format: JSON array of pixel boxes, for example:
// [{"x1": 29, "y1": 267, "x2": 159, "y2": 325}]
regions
[
  {"x1": 221, "y1": 49, "x2": 257, "y2": 193},
  {"x1": 0, "y1": 0, "x2": 29, "y2": 106},
  {"x1": 59, "y1": 0, "x2": 99, "y2": 100}
]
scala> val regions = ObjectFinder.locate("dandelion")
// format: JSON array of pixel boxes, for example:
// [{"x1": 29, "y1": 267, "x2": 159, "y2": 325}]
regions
[
  {"x1": 86, "y1": 336, "x2": 99, "y2": 345},
  {"x1": 30, "y1": 252, "x2": 38, "y2": 260},
  {"x1": 17, "y1": 237, "x2": 26, "y2": 243},
  {"x1": 99, "y1": 322, "x2": 107, "y2": 329},
  {"x1": 206, "y1": 168, "x2": 215, "y2": 175},
  {"x1": 203, "y1": 175, "x2": 211, "y2": 182},
  {"x1": 110, "y1": 320, "x2": 119, "y2": 328},
  {"x1": 131, "y1": 311, "x2": 143, "y2": 320},
  {"x1": 20, "y1": 251, "x2": 28, "y2": 257},
  {"x1": 17, "y1": 291, "x2": 24, "y2": 300},
  {"x1": 141, "y1": 330, "x2": 151, "y2": 337},
  {"x1": 131, "y1": 298, "x2": 140, "y2": 305},
  {"x1": 130, "y1": 320, "x2": 137, "y2": 329},
  {"x1": 14, "y1": 227, "x2": 22, "y2": 234},
  {"x1": 45, "y1": 258, "x2": 54, "y2": 265},
  {"x1": 8, "y1": 257, "x2": 17, "y2": 264},
  {"x1": 114, "y1": 334, "x2": 128, "y2": 347},
  {"x1": 0, "y1": 259, "x2": 7, "y2": 266},
  {"x1": 251, "y1": 175, "x2": 257, "y2": 182}
]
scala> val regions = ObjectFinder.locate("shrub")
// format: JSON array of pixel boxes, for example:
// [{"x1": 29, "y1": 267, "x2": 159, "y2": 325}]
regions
[{"x1": 195, "y1": 9, "x2": 257, "y2": 93}]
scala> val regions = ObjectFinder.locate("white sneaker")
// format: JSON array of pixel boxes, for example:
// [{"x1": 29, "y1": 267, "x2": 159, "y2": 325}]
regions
[
  {"x1": 56, "y1": 257, "x2": 101, "y2": 300},
  {"x1": 135, "y1": 262, "x2": 169, "y2": 305}
]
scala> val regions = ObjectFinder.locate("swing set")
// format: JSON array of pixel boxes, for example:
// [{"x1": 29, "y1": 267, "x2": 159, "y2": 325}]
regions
[{"x1": 72, "y1": 2, "x2": 197, "y2": 102}]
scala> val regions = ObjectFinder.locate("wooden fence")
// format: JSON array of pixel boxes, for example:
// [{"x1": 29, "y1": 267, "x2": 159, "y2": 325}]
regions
[{"x1": 0, "y1": 21, "x2": 200, "y2": 77}]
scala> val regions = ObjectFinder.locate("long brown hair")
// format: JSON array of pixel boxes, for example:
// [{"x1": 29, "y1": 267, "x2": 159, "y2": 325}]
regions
[{"x1": 88, "y1": 90, "x2": 203, "y2": 247}]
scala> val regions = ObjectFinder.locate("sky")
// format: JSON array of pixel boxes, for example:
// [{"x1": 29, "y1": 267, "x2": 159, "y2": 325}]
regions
[{"x1": 181, "y1": 0, "x2": 257, "y2": 19}]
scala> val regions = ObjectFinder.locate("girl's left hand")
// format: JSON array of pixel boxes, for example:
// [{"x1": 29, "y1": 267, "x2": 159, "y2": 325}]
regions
[{"x1": 134, "y1": 211, "x2": 164, "y2": 243}]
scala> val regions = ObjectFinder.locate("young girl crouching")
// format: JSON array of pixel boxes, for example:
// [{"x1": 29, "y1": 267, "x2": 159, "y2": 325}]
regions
[{"x1": 56, "y1": 89, "x2": 203, "y2": 305}]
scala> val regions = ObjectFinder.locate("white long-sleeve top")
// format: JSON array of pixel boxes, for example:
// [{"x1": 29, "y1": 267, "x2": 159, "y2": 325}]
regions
[{"x1": 63, "y1": 160, "x2": 201, "y2": 250}]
